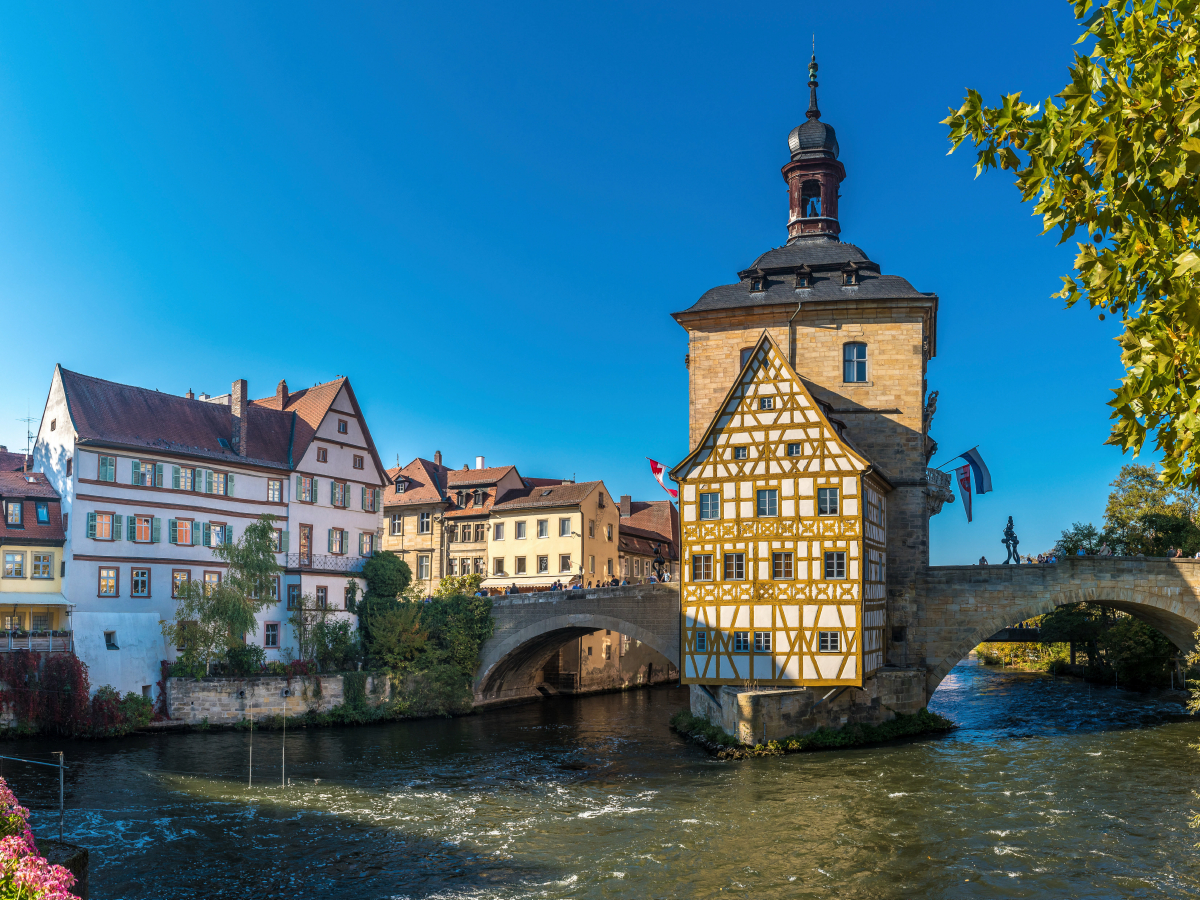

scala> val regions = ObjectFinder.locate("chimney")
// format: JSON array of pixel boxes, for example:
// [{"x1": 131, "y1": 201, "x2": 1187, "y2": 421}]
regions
[
  {"x1": 620, "y1": 495, "x2": 631, "y2": 518},
  {"x1": 231, "y1": 379, "x2": 248, "y2": 456},
  {"x1": 434, "y1": 450, "x2": 442, "y2": 467},
  {"x1": 185, "y1": 389, "x2": 194, "y2": 400},
  {"x1": 475, "y1": 455, "x2": 485, "y2": 470},
  {"x1": 276, "y1": 379, "x2": 289, "y2": 407}
]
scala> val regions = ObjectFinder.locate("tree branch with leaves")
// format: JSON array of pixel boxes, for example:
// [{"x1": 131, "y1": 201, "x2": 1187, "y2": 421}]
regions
[{"x1": 945, "y1": 0, "x2": 1200, "y2": 485}]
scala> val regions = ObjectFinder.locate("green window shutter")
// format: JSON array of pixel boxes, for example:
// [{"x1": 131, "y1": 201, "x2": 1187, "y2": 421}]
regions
[
  {"x1": 169, "y1": 519, "x2": 177, "y2": 544},
  {"x1": 131, "y1": 460, "x2": 140, "y2": 485},
  {"x1": 127, "y1": 516, "x2": 136, "y2": 541},
  {"x1": 205, "y1": 470, "x2": 213, "y2": 494},
  {"x1": 281, "y1": 530, "x2": 289, "y2": 552},
  {"x1": 113, "y1": 514, "x2": 123, "y2": 540},
  {"x1": 296, "y1": 475, "x2": 303, "y2": 498},
  {"x1": 374, "y1": 488, "x2": 381, "y2": 510},
  {"x1": 203, "y1": 523, "x2": 211, "y2": 546},
  {"x1": 172, "y1": 466, "x2": 180, "y2": 489},
  {"x1": 86, "y1": 512, "x2": 96, "y2": 539},
  {"x1": 311, "y1": 478, "x2": 318, "y2": 502},
  {"x1": 328, "y1": 528, "x2": 334, "y2": 552},
  {"x1": 192, "y1": 524, "x2": 202, "y2": 546},
  {"x1": 225, "y1": 525, "x2": 233, "y2": 545},
  {"x1": 360, "y1": 486, "x2": 365, "y2": 509},
  {"x1": 155, "y1": 462, "x2": 164, "y2": 487},
  {"x1": 227, "y1": 473, "x2": 235, "y2": 497},
  {"x1": 330, "y1": 481, "x2": 336, "y2": 505},
  {"x1": 152, "y1": 517, "x2": 162, "y2": 543}
]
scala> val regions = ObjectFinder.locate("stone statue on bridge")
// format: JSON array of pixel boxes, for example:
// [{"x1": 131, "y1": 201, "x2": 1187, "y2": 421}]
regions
[
  {"x1": 651, "y1": 542, "x2": 667, "y2": 582},
  {"x1": 1002, "y1": 516, "x2": 1020, "y2": 564}
]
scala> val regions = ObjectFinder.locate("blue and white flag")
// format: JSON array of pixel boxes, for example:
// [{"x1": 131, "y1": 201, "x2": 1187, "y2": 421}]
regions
[{"x1": 956, "y1": 447, "x2": 992, "y2": 494}]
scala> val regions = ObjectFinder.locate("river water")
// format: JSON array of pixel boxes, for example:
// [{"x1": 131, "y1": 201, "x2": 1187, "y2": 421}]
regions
[{"x1": 4, "y1": 660, "x2": 1200, "y2": 899}]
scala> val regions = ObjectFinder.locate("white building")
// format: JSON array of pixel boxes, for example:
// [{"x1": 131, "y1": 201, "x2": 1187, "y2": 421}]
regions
[{"x1": 33, "y1": 367, "x2": 387, "y2": 694}]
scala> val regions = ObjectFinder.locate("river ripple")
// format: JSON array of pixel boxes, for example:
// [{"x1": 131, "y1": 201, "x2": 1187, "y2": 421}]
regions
[{"x1": 3, "y1": 659, "x2": 1200, "y2": 899}]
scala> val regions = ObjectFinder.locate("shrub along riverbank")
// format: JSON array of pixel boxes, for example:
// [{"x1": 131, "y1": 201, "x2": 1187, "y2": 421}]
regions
[{"x1": 669, "y1": 707, "x2": 956, "y2": 760}]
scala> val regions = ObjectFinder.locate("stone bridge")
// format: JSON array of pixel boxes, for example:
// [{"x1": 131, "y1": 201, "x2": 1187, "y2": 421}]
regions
[
  {"x1": 475, "y1": 583, "x2": 680, "y2": 705},
  {"x1": 472, "y1": 558, "x2": 1200, "y2": 710},
  {"x1": 908, "y1": 557, "x2": 1200, "y2": 698}
]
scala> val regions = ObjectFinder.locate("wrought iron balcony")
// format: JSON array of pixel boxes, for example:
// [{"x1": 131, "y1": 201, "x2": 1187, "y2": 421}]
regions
[{"x1": 285, "y1": 553, "x2": 368, "y2": 574}]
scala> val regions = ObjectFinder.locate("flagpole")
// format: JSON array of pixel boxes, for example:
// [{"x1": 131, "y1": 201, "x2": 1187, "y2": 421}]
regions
[{"x1": 928, "y1": 445, "x2": 979, "y2": 472}]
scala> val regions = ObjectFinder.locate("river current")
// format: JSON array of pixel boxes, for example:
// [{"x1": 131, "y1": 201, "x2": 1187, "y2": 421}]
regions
[{"x1": 4, "y1": 660, "x2": 1200, "y2": 899}]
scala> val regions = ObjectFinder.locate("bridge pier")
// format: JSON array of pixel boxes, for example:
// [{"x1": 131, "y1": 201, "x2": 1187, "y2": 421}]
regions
[{"x1": 690, "y1": 669, "x2": 926, "y2": 745}]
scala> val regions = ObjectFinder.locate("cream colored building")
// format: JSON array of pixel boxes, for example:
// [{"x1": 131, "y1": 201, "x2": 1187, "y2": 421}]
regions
[
  {"x1": 382, "y1": 453, "x2": 450, "y2": 597},
  {"x1": 0, "y1": 469, "x2": 71, "y2": 649},
  {"x1": 486, "y1": 480, "x2": 620, "y2": 589}
]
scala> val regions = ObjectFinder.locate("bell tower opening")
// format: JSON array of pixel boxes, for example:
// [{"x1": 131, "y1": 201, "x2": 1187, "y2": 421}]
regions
[{"x1": 785, "y1": 55, "x2": 845, "y2": 240}]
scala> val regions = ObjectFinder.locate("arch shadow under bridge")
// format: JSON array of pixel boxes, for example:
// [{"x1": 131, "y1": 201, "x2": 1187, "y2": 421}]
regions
[{"x1": 475, "y1": 584, "x2": 680, "y2": 706}]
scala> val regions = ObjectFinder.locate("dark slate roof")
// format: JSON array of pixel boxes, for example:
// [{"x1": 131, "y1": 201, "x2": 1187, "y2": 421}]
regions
[
  {"x1": 675, "y1": 236, "x2": 934, "y2": 316},
  {"x1": 788, "y1": 117, "x2": 838, "y2": 158}
]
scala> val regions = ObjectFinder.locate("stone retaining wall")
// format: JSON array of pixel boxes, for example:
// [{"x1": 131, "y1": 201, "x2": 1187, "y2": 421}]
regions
[
  {"x1": 690, "y1": 668, "x2": 925, "y2": 744},
  {"x1": 165, "y1": 674, "x2": 392, "y2": 725}
]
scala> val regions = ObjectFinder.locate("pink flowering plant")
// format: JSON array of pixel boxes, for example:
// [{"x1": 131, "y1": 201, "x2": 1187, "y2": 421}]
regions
[{"x1": 0, "y1": 779, "x2": 76, "y2": 899}]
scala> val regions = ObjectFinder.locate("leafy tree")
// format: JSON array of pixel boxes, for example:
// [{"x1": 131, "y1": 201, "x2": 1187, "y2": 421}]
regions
[
  {"x1": 369, "y1": 604, "x2": 430, "y2": 672},
  {"x1": 1038, "y1": 602, "x2": 1111, "y2": 665},
  {"x1": 422, "y1": 593, "x2": 495, "y2": 676},
  {"x1": 162, "y1": 515, "x2": 281, "y2": 674},
  {"x1": 360, "y1": 551, "x2": 411, "y2": 602},
  {"x1": 944, "y1": 0, "x2": 1200, "y2": 486},
  {"x1": 1053, "y1": 522, "x2": 1105, "y2": 557},
  {"x1": 1099, "y1": 617, "x2": 1174, "y2": 688},
  {"x1": 435, "y1": 573, "x2": 483, "y2": 598},
  {"x1": 1101, "y1": 463, "x2": 1200, "y2": 553}
]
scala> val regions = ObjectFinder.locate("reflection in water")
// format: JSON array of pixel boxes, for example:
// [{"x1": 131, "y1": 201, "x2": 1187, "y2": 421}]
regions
[{"x1": 4, "y1": 659, "x2": 1200, "y2": 899}]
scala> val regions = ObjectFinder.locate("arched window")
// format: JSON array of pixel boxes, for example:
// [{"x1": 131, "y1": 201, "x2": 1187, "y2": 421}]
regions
[
  {"x1": 843, "y1": 343, "x2": 867, "y2": 382},
  {"x1": 800, "y1": 180, "x2": 822, "y2": 218}
]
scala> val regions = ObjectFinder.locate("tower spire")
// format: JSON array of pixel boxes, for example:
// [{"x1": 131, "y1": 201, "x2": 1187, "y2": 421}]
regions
[{"x1": 807, "y1": 53, "x2": 820, "y2": 120}]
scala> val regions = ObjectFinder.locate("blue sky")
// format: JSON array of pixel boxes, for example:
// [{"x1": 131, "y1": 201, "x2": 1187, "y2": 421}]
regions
[{"x1": 0, "y1": 2, "x2": 1133, "y2": 563}]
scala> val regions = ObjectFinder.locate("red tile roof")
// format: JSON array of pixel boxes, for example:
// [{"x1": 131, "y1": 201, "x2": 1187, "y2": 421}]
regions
[
  {"x1": 0, "y1": 449, "x2": 31, "y2": 472},
  {"x1": 384, "y1": 458, "x2": 447, "y2": 507},
  {"x1": 446, "y1": 465, "x2": 517, "y2": 487},
  {"x1": 0, "y1": 472, "x2": 65, "y2": 544},
  {"x1": 522, "y1": 476, "x2": 569, "y2": 488},
  {"x1": 493, "y1": 480, "x2": 600, "y2": 511},
  {"x1": 58, "y1": 368, "x2": 379, "y2": 475},
  {"x1": 619, "y1": 500, "x2": 679, "y2": 558}
]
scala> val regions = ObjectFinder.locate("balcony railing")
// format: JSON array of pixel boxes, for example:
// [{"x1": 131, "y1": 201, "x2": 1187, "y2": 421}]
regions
[
  {"x1": 285, "y1": 553, "x2": 368, "y2": 574},
  {"x1": 0, "y1": 632, "x2": 73, "y2": 653},
  {"x1": 925, "y1": 467, "x2": 952, "y2": 490}
]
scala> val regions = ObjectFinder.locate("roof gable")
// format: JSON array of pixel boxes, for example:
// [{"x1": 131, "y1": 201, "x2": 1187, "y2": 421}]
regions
[{"x1": 670, "y1": 333, "x2": 873, "y2": 482}]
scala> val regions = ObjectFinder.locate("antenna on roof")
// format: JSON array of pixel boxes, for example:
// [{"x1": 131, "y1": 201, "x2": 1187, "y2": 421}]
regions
[{"x1": 17, "y1": 402, "x2": 35, "y2": 472}]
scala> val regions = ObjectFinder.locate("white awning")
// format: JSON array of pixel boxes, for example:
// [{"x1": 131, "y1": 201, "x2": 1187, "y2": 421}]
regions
[{"x1": 0, "y1": 592, "x2": 71, "y2": 607}]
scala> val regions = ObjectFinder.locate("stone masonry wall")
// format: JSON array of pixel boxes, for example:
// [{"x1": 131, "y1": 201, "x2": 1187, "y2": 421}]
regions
[
  {"x1": 690, "y1": 667, "x2": 925, "y2": 744},
  {"x1": 165, "y1": 674, "x2": 392, "y2": 725}
]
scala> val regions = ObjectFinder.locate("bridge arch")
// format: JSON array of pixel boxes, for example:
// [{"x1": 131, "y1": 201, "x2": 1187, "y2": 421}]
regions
[
  {"x1": 474, "y1": 584, "x2": 681, "y2": 705},
  {"x1": 926, "y1": 583, "x2": 1200, "y2": 696}
]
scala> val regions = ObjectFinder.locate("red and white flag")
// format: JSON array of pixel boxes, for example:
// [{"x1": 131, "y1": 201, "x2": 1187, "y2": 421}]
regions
[
  {"x1": 646, "y1": 458, "x2": 678, "y2": 499},
  {"x1": 955, "y1": 464, "x2": 973, "y2": 523}
]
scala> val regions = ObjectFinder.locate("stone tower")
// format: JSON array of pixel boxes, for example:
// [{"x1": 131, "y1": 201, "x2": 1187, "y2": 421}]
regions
[{"x1": 671, "y1": 58, "x2": 952, "y2": 666}]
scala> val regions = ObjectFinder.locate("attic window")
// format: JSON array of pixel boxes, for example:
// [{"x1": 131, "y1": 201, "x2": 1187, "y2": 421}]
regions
[
  {"x1": 794, "y1": 265, "x2": 812, "y2": 289},
  {"x1": 218, "y1": 438, "x2": 231, "y2": 450},
  {"x1": 750, "y1": 276, "x2": 764, "y2": 292},
  {"x1": 541, "y1": 489, "x2": 553, "y2": 497},
  {"x1": 50, "y1": 419, "x2": 56, "y2": 431},
  {"x1": 842, "y1": 262, "x2": 859, "y2": 286},
  {"x1": 395, "y1": 479, "x2": 406, "y2": 493}
]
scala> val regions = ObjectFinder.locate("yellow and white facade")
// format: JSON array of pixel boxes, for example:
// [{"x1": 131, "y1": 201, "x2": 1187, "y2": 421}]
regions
[{"x1": 671, "y1": 334, "x2": 890, "y2": 687}]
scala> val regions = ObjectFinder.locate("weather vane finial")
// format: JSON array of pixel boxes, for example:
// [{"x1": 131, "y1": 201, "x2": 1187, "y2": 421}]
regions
[{"x1": 807, "y1": 43, "x2": 820, "y2": 119}]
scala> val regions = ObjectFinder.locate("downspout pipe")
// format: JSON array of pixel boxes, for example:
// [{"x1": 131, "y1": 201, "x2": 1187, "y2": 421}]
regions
[{"x1": 788, "y1": 298, "x2": 804, "y2": 368}]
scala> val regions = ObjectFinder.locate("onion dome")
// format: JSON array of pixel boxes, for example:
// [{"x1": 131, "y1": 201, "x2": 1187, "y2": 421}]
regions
[{"x1": 787, "y1": 55, "x2": 839, "y2": 160}]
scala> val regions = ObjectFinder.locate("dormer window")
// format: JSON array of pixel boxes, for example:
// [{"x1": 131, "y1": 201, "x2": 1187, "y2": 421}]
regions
[
  {"x1": 795, "y1": 265, "x2": 813, "y2": 289},
  {"x1": 750, "y1": 275, "x2": 764, "y2": 292},
  {"x1": 395, "y1": 478, "x2": 406, "y2": 494},
  {"x1": 842, "y1": 261, "x2": 859, "y2": 286}
]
